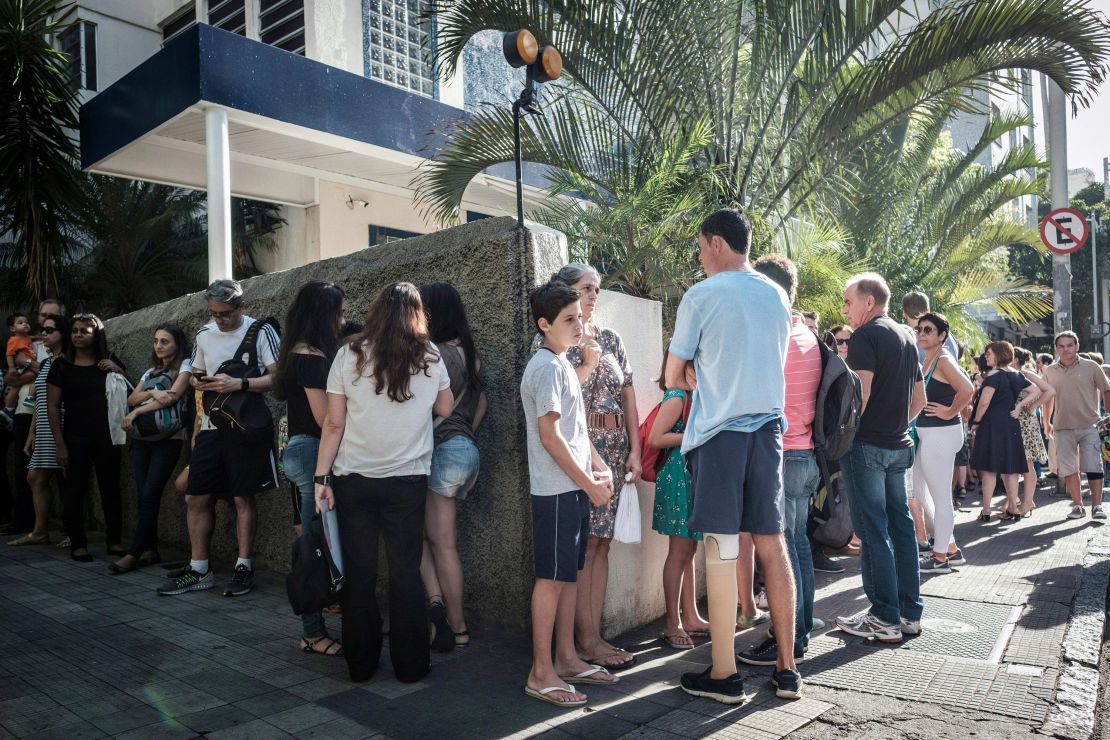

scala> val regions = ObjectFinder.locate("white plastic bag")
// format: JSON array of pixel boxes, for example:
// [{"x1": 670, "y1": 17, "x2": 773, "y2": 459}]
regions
[{"x1": 613, "y1": 481, "x2": 641, "y2": 544}]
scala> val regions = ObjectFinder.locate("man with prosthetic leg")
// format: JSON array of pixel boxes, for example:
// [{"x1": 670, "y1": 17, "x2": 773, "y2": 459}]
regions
[{"x1": 666, "y1": 209, "x2": 800, "y2": 703}]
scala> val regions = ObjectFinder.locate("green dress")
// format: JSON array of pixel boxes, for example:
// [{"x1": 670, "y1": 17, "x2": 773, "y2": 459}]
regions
[{"x1": 651, "y1": 389, "x2": 701, "y2": 540}]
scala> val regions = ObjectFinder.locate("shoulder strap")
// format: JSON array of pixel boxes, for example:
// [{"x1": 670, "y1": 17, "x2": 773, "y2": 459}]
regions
[{"x1": 233, "y1": 319, "x2": 264, "y2": 369}]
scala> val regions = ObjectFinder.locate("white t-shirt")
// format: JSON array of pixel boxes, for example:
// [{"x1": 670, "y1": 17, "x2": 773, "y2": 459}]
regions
[
  {"x1": 191, "y1": 317, "x2": 280, "y2": 432},
  {"x1": 326, "y1": 341, "x2": 449, "y2": 477},
  {"x1": 520, "y1": 348, "x2": 591, "y2": 496}
]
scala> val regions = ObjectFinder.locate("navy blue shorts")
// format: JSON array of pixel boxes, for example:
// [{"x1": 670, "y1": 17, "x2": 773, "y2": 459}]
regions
[
  {"x1": 687, "y1": 421, "x2": 785, "y2": 535},
  {"x1": 531, "y1": 490, "x2": 589, "y2": 582}
]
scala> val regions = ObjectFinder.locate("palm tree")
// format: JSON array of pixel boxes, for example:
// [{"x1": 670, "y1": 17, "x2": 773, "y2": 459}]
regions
[
  {"x1": 419, "y1": 0, "x2": 1109, "y2": 228},
  {"x1": 0, "y1": 0, "x2": 84, "y2": 304},
  {"x1": 66, "y1": 175, "x2": 208, "y2": 317},
  {"x1": 833, "y1": 105, "x2": 1052, "y2": 344}
]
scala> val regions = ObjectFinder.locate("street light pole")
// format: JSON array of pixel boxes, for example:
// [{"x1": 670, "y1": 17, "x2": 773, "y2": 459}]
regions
[
  {"x1": 1090, "y1": 212, "x2": 1099, "y2": 333},
  {"x1": 1046, "y1": 78, "x2": 1072, "y2": 334}
]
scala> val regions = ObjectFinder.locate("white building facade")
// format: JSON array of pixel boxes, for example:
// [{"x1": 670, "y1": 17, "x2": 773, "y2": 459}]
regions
[{"x1": 64, "y1": 0, "x2": 543, "y2": 274}]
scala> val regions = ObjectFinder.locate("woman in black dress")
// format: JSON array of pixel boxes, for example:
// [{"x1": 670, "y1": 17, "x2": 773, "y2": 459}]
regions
[{"x1": 969, "y1": 341, "x2": 1039, "y2": 521}]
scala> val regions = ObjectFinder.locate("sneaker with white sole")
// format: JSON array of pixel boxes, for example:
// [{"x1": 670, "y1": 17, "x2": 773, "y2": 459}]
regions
[
  {"x1": 919, "y1": 554, "x2": 951, "y2": 574},
  {"x1": 1067, "y1": 505, "x2": 1086, "y2": 520},
  {"x1": 946, "y1": 548, "x2": 966, "y2": 566},
  {"x1": 1092, "y1": 505, "x2": 1107, "y2": 520},
  {"x1": 736, "y1": 609, "x2": 770, "y2": 629},
  {"x1": 899, "y1": 618, "x2": 922, "y2": 635},
  {"x1": 157, "y1": 567, "x2": 214, "y2": 596},
  {"x1": 835, "y1": 609, "x2": 902, "y2": 643},
  {"x1": 756, "y1": 589, "x2": 768, "y2": 610}
]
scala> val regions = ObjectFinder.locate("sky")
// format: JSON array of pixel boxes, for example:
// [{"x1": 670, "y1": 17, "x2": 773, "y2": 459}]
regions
[{"x1": 1064, "y1": 0, "x2": 1110, "y2": 180}]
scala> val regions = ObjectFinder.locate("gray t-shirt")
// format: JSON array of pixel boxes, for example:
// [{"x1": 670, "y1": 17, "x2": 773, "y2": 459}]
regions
[{"x1": 520, "y1": 347, "x2": 591, "y2": 496}]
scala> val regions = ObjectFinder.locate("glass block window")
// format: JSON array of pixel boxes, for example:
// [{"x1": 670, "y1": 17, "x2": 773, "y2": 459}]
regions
[
  {"x1": 365, "y1": 0, "x2": 435, "y2": 98},
  {"x1": 60, "y1": 21, "x2": 96, "y2": 92},
  {"x1": 260, "y1": 0, "x2": 306, "y2": 55},
  {"x1": 162, "y1": 7, "x2": 197, "y2": 44},
  {"x1": 209, "y1": 0, "x2": 247, "y2": 35}
]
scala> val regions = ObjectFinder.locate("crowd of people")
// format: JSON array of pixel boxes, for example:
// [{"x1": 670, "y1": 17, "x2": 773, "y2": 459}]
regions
[{"x1": 2, "y1": 207, "x2": 1108, "y2": 709}]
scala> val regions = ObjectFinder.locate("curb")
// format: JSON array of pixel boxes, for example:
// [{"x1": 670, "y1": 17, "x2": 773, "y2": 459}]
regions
[{"x1": 1041, "y1": 526, "x2": 1110, "y2": 739}]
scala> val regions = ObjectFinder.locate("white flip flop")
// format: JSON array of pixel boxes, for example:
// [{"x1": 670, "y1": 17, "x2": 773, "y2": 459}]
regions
[
  {"x1": 558, "y1": 665, "x2": 619, "y2": 685},
  {"x1": 524, "y1": 684, "x2": 587, "y2": 707}
]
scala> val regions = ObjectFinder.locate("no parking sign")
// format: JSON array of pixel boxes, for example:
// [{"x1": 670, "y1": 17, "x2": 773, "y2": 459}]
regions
[{"x1": 1040, "y1": 208, "x2": 1088, "y2": 255}]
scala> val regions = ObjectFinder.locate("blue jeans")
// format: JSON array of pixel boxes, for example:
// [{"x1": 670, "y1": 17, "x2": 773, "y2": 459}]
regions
[
  {"x1": 283, "y1": 434, "x2": 327, "y2": 639},
  {"x1": 840, "y1": 441, "x2": 923, "y2": 624},
  {"x1": 128, "y1": 438, "x2": 183, "y2": 558},
  {"x1": 783, "y1": 450, "x2": 820, "y2": 653}
]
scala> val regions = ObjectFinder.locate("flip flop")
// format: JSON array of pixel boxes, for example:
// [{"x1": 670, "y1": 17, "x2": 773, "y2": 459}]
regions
[
  {"x1": 7, "y1": 534, "x2": 49, "y2": 546},
  {"x1": 661, "y1": 633, "x2": 695, "y2": 650},
  {"x1": 685, "y1": 628, "x2": 710, "y2": 638},
  {"x1": 559, "y1": 665, "x2": 619, "y2": 685},
  {"x1": 582, "y1": 651, "x2": 634, "y2": 671},
  {"x1": 524, "y1": 684, "x2": 586, "y2": 708}
]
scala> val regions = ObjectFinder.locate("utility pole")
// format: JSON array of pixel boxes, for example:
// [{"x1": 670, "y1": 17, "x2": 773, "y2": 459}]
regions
[
  {"x1": 1046, "y1": 78, "x2": 1072, "y2": 334},
  {"x1": 1091, "y1": 212, "x2": 1099, "y2": 334}
]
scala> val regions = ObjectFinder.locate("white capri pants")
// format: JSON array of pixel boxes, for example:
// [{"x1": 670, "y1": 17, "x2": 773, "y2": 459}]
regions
[{"x1": 911, "y1": 424, "x2": 966, "y2": 551}]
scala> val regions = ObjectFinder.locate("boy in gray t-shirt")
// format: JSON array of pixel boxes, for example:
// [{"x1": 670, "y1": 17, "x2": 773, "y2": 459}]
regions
[{"x1": 519, "y1": 281, "x2": 615, "y2": 708}]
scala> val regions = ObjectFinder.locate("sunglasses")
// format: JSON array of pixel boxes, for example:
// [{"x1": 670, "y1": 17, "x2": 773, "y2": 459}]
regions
[
  {"x1": 209, "y1": 308, "x2": 240, "y2": 320},
  {"x1": 41, "y1": 327, "x2": 59, "y2": 335},
  {"x1": 835, "y1": 338, "x2": 849, "y2": 346},
  {"x1": 914, "y1": 325, "x2": 936, "y2": 335}
]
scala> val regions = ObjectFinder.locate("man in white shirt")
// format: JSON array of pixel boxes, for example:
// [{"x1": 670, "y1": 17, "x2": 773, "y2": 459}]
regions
[{"x1": 158, "y1": 280, "x2": 280, "y2": 598}]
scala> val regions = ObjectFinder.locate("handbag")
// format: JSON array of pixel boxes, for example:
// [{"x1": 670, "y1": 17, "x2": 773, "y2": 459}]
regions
[
  {"x1": 613, "y1": 481, "x2": 641, "y2": 544},
  {"x1": 202, "y1": 319, "x2": 276, "y2": 440},
  {"x1": 285, "y1": 515, "x2": 344, "y2": 616},
  {"x1": 131, "y1": 368, "x2": 187, "y2": 441}
]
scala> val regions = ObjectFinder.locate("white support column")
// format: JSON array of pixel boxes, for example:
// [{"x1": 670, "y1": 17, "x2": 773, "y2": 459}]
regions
[{"x1": 205, "y1": 106, "x2": 233, "y2": 282}]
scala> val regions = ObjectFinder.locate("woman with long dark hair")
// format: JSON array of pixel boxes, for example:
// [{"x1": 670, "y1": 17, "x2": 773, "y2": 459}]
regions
[
  {"x1": 417, "y1": 283, "x2": 487, "y2": 652},
  {"x1": 314, "y1": 282, "x2": 454, "y2": 683},
  {"x1": 47, "y1": 314, "x2": 129, "y2": 561},
  {"x1": 276, "y1": 280, "x2": 346, "y2": 656},
  {"x1": 8, "y1": 314, "x2": 70, "y2": 546},
  {"x1": 110, "y1": 324, "x2": 192, "y2": 574}
]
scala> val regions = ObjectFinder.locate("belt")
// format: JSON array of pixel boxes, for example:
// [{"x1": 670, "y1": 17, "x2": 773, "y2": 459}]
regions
[{"x1": 588, "y1": 412, "x2": 625, "y2": 430}]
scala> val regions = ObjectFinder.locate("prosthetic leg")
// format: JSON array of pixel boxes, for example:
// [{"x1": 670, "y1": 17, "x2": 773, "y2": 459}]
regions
[{"x1": 704, "y1": 533, "x2": 740, "y2": 678}]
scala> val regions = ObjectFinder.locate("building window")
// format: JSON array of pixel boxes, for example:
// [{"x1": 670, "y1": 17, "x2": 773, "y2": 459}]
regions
[
  {"x1": 209, "y1": 0, "x2": 247, "y2": 35},
  {"x1": 162, "y1": 7, "x2": 197, "y2": 44},
  {"x1": 365, "y1": 0, "x2": 435, "y2": 98},
  {"x1": 260, "y1": 0, "x2": 306, "y2": 55},
  {"x1": 369, "y1": 225, "x2": 421, "y2": 246},
  {"x1": 59, "y1": 21, "x2": 96, "y2": 92}
]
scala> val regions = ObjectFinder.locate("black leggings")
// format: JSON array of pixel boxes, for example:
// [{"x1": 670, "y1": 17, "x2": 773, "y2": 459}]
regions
[
  {"x1": 62, "y1": 433, "x2": 122, "y2": 550},
  {"x1": 334, "y1": 473, "x2": 429, "y2": 683}
]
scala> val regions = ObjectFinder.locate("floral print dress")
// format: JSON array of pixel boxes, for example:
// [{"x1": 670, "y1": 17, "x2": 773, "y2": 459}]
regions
[
  {"x1": 1016, "y1": 387, "x2": 1048, "y2": 465},
  {"x1": 530, "y1": 327, "x2": 634, "y2": 538},
  {"x1": 651, "y1": 389, "x2": 701, "y2": 540}
]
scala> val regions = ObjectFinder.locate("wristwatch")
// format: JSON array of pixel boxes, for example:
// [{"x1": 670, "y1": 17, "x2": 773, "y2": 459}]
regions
[
  {"x1": 240, "y1": 377, "x2": 249, "y2": 392},
  {"x1": 313, "y1": 473, "x2": 332, "y2": 486}
]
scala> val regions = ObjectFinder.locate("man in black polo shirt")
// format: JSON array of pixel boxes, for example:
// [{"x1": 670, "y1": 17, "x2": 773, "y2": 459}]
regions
[{"x1": 834, "y1": 273, "x2": 926, "y2": 644}]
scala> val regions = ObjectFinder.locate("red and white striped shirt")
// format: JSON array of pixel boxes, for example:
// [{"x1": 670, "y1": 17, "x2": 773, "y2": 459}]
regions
[{"x1": 783, "y1": 313, "x2": 822, "y2": 451}]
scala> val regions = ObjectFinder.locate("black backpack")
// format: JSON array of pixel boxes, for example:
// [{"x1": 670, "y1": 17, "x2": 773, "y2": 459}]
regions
[
  {"x1": 202, "y1": 317, "x2": 279, "y2": 440},
  {"x1": 285, "y1": 517, "x2": 343, "y2": 616},
  {"x1": 813, "y1": 340, "x2": 862, "y2": 463},
  {"x1": 808, "y1": 457, "x2": 854, "y2": 549}
]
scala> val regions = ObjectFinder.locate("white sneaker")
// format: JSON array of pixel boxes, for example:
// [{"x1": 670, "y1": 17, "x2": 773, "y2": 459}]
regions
[
  {"x1": 756, "y1": 589, "x2": 768, "y2": 610},
  {"x1": 900, "y1": 618, "x2": 922, "y2": 635},
  {"x1": 835, "y1": 609, "x2": 902, "y2": 644},
  {"x1": 1067, "y1": 505, "x2": 1086, "y2": 520},
  {"x1": 1092, "y1": 505, "x2": 1107, "y2": 520}
]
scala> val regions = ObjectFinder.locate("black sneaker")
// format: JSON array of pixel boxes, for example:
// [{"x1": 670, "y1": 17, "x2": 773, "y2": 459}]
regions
[
  {"x1": 737, "y1": 636, "x2": 806, "y2": 666},
  {"x1": 223, "y1": 564, "x2": 254, "y2": 597},
  {"x1": 680, "y1": 667, "x2": 750, "y2": 704},
  {"x1": 771, "y1": 668, "x2": 802, "y2": 699},
  {"x1": 812, "y1": 551, "x2": 844, "y2": 573},
  {"x1": 157, "y1": 567, "x2": 214, "y2": 595}
]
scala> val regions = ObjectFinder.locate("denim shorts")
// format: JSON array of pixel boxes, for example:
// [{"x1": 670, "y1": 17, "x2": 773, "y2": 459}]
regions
[{"x1": 428, "y1": 435, "x2": 480, "y2": 500}]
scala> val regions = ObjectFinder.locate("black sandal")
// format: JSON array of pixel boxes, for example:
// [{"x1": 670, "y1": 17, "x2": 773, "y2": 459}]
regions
[
  {"x1": 977, "y1": 511, "x2": 992, "y2": 522},
  {"x1": 454, "y1": 630, "x2": 471, "y2": 648},
  {"x1": 300, "y1": 635, "x2": 343, "y2": 656},
  {"x1": 428, "y1": 600, "x2": 454, "y2": 653}
]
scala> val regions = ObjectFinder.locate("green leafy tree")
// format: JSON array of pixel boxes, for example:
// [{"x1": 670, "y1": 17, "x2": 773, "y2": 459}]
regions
[{"x1": 0, "y1": 0, "x2": 84, "y2": 304}]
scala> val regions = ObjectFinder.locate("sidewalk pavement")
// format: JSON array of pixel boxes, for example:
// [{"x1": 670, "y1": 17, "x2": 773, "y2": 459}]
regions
[{"x1": 0, "y1": 480, "x2": 1105, "y2": 740}]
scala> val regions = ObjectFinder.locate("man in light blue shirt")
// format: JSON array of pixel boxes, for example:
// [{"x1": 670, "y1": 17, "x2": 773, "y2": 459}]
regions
[{"x1": 665, "y1": 208, "x2": 799, "y2": 704}]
